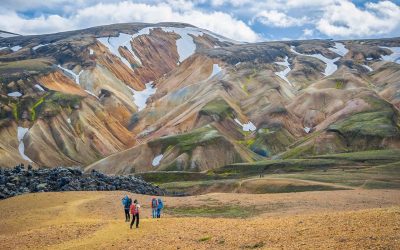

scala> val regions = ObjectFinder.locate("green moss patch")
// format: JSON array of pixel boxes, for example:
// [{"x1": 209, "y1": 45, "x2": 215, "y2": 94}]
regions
[
  {"x1": 242, "y1": 241, "x2": 265, "y2": 249},
  {"x1": 252, "y1": 127, "x2": 295, "y2": 157},
  {"x1": 39, "y1": 92, "x2": 82, "y2": 117},
  {"x1": 165, "y1": 205, "x2": 260, "y2": 218},
  {"x1": 361, "y1": 180, "x2": 400, "y2": 189},
  {"x1": 0, "y1": 58, "x2": 53, "y2": 81},
  {"x1": 274, "y1": 162, "x2": 400, "y2": 189},
  {"x1": 160, "y1": 179, "x2": 239, "y2": 194},
  {"x1": 328, "y1": 110, "x2": 400, "y2": 138},
  {"x1": 310, "y1": 149, "x2": 400, "y2": 163},
  {"x1": 135, "y1": 171, "x2": 211, "y2": 184},
  {"x1": 214, "y1": 158, "x2": 338, "y2": 178},
  {"x1": 30, "y1": 96, "x2": 46, "y2": 121},
  {"x1": 3, "y1": 91, "x2": 82, "y2": 121},
  {"x1": 198, "y1": 236, "x2": 211, "y2": 242},
  {"x1": 199, "y1": 98, "x2": 233, "y2": 120},
  {"x1": 149, "y1": 126, "x2": 222, "y2": 153},
  {"x1": 239, "y1": 179, "x2": 345, "y2": 194},
  {"x1": 10, "y1": 102, "x2": 19, "y2": 121}
]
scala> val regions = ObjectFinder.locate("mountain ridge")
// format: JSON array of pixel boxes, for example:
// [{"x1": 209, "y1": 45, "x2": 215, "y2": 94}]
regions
[{"x1": 0, "y1": 22, "x2": 399, "y2": 173}]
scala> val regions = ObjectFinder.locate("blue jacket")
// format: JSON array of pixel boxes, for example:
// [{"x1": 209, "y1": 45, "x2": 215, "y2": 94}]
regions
[
  {"x1": 157, "y1": 199, "x2": 164, "y2": 209},
  {"x1": 122, "y1": 196, "x2": 130, "y2": 208}
]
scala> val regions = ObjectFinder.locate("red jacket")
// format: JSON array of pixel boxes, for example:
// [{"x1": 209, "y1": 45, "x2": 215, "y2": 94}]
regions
[{"x1": 130, "y1": 204, "x2": 140, "y2": 215}]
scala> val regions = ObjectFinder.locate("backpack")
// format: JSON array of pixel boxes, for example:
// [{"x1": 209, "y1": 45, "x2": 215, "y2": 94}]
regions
[
  {"x1": 135, "y1": 204, "x2": 140, "y2": 214},
  {"x1": 151, "y1": 198, "x2": 158, "y2": 208},
  {"x1": 131, "y1": 204, "x2": 140, "y2": 214},
  {"x1": 122, "y1": 196, "x2": 128, "y2": 207}
]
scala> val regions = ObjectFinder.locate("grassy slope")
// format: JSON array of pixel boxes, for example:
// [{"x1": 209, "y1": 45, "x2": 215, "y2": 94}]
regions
[
  {"x1": 274, "y1": 161, "x2": 400, "y2": 188},
  {"x1": 214, "y1": 149, "x2": 400, "y2": 176},
  {"x1": 160, "y1": 178, "x2": 347, "y2": 195},
  {"x1": 150, "y1": 151, "x2": 400, "y2": 195}
]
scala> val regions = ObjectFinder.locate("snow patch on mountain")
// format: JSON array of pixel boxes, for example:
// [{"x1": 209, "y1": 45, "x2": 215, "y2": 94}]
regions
[
  {"x1": 0, "y1": 45, "x2": 22, "y2": 52},
  {"x1": 362, "y1": 64, "x2": 373, "y2": 72},
  {"x1": 97, "y1": 34, "x2": 135, "y2": 69},
  {"x1": 11, "y1": 45, "x2": 22, "y2": 52},
  {"x1": 17, "y1": 127, "x2": 32, "y2": 162},
  {"x1": 291, "y1": 46, "x2": 339, "y2": 76},
  {"x1": 152, "y1": 154, "x2": 163, "y2": 167},
  {"x1": 329, "y1": 42, "x2": 348, "y2": 57},
  {"x1": 129, "y1": 81, "x2": 157, "y2": 111},
  {"x1": 208, "y1": 64, "x2": 222, "y2": 80},
  {"x1": 33, "y1": 44, "x2": 49, "y2": 50},
  {"x1": 85, "y1": 90, "x2": 99, "y2": 99},
  {"x1": 160, "y1": 27, "x2": 211, "y2": 62},
  {"x1": 57, "y1": 65, "x2": 83, "y2": 84},
  {"x1": 8, "y1": 92, "x2": 22, "y2": 97},
  {"x1": 129, "y1": 26, "x2": 239, "y2": 64},
  {"x1": 161, "y1": 27, "x2": 239, "y2": 62},
  {"x1": 34, "y1": 84, "x2": 45, "y2": 91},
  {"x1": 234, "y1": 118, "x2": 256, "y2": 132},
  {"x1": 274, "y1": 56, "x2": 292, "y2": 86},
  {"x1": 131, "y1": 27, "x2": 152, "y2": 40},
  {"x1": 380, "y1": 46, "x2": 400, "y2": 64}
]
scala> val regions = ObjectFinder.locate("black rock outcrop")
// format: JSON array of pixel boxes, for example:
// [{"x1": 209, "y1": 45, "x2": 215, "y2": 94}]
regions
[{"x1": 0, "y1": 164, "x2": 166, "y2": 199}]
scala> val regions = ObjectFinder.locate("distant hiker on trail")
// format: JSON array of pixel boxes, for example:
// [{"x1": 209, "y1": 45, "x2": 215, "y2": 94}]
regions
[
  {"x1": 122, "y1": 195, "x2": 132, "y2": 222},
  {"x1": 157, "y1": 198, "x2": 164, "y2": 218},
  {"x1": 151, "y1": 197, "x2": 158, "y2": 218},
  {"x1": 130, "y1": 199, "x2": 140, "y2": 229}
]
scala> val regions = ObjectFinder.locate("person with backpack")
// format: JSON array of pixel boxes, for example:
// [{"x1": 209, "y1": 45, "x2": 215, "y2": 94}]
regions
[
  {"x1": 122, "y1": 195, "x2": 132, "y2": 222},
  {"x1": 130, "y1": 199, "x2": 140, "y2": 229},
  {"x1": 151, "y1": 197, "x2": 158, "y2": 218},
  {"x1": 156, "y1": 198, "x2": 164, "y2": 218}
]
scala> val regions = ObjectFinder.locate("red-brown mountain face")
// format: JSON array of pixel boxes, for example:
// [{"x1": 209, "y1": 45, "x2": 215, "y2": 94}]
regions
[{"x1": 0, "y1": 22, "x2": 399, "y2": 173}]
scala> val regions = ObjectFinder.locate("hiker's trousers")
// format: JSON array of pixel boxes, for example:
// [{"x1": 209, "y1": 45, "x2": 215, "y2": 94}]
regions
[
  {"x1": 152, "y1": 208, "x2": 157, "y2": 218},
  {"x1": 130, "y1": 213, "x2": 139, "y2": 228},
  {"x1": 124, "y1": 208, "x2": 130, "y2": 221}
]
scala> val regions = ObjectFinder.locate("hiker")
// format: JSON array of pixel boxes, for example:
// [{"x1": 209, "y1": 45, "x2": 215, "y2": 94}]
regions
[
  {"x1": 130, "y1": 199, "x2": 140, "y2": 229},
  {"x1": 157, "y1": 198, "x2": 164, "y2": 218},
  {"x1": 151, "y1": 197, "x2": 158, "y2": 218},
  {"x1": 122, "y1": 195, "x2": 131, "y2": 222}
]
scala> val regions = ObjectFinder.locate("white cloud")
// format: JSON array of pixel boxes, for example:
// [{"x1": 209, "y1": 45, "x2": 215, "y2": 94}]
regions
[
  {"x1": 285, "y1": 0, "x2": 337, "y2": 9},
  {"x1": 1, "y1": 0, "x2": 400, "y2": 41},
  {"x1": 204, "y1": 0, "x2": 400, "y2": 39},
  {"x1": 0, "y1": 1, "x2": 260, "y2": 42},
  {"x1": 0, "y1": 12, "x2": 74, "y2": 35},
  {"x1": 255, "y1": 10, "x2": 308, "y2": 27},
  {"x1": 205, "y1": 0, "x2": 334, "y2": 10},
  {"x1": 302, "y1": 28, "x2": 314, "y2": 37},
  {"x1": 317, "y1": 0, "x2": 400, "y2": 37},
  {"x1": 208, "y1": 0, "x2": 253, "y2": 7}
]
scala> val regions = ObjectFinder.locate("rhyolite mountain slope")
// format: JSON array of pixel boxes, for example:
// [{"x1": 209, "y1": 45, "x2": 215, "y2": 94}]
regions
[{"x1": 0, "y1": 22, "x2": 399, "y2": 173}]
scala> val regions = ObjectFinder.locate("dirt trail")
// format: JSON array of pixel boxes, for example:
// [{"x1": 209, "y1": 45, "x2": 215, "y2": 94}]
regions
[{"x1": 0, "y1": 190, "x2": 399, "y2": 249}]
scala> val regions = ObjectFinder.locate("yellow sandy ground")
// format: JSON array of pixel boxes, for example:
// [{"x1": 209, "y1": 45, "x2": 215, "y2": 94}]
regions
[{"x1": 0, "y1": 190, "x2": 399, "y2": 249}]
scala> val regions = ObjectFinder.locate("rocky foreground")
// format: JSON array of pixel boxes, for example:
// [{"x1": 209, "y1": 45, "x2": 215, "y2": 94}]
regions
[{"x1": 0, "y1": 165, "x2": 166, "y2": 199}]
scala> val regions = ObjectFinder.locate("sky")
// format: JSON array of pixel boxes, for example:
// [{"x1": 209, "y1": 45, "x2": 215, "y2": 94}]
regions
[{"x1": 0, "y1": 0, "x2": 400, "y2": 42}]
